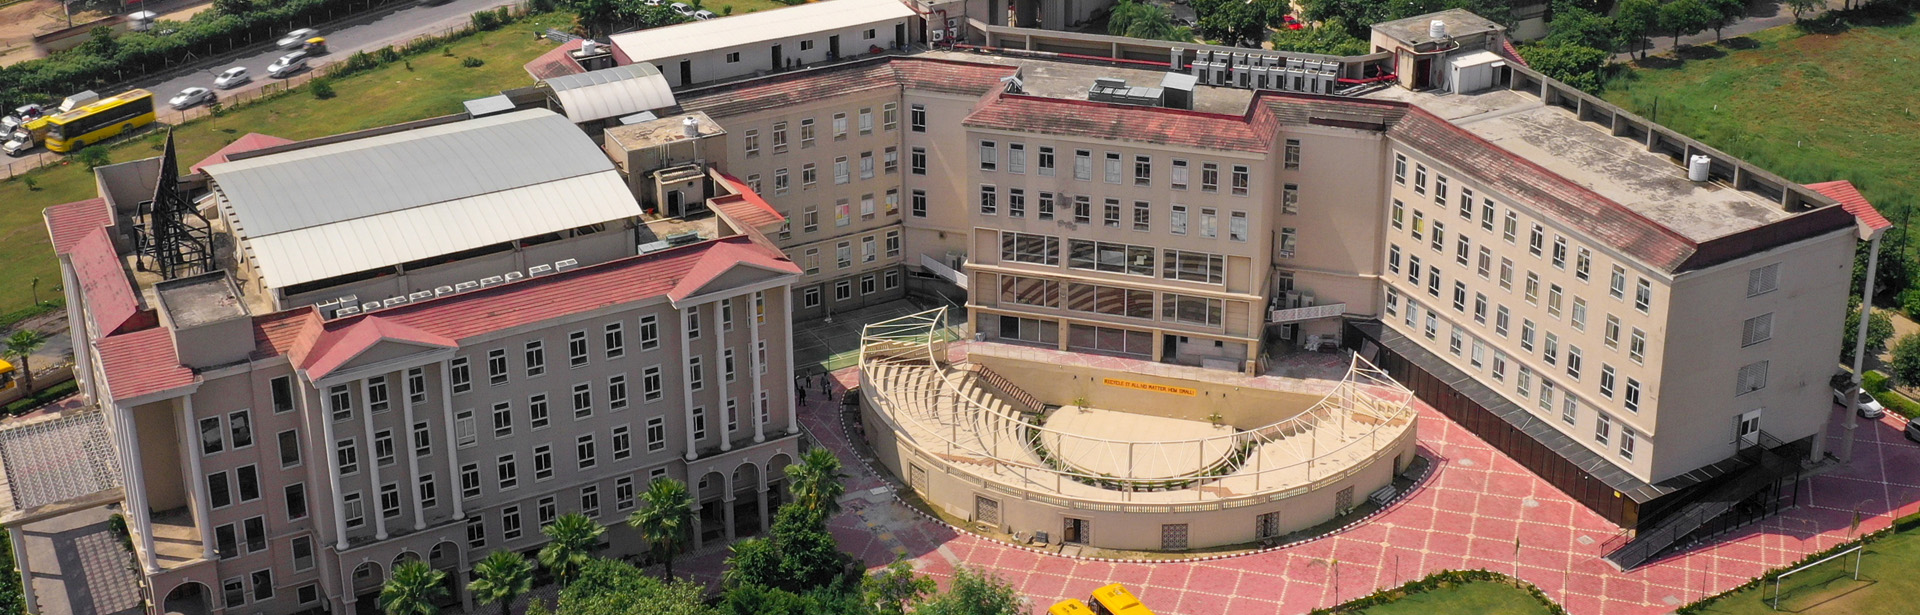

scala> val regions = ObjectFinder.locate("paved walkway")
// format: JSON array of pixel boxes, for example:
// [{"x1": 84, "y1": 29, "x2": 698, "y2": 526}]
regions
[
  {"x1": 1616, "y1": 0, "x2": 1842, "y2": 62},
  {"x1": 679, "y1": 364, "x2": 1920, "y2": 615}
]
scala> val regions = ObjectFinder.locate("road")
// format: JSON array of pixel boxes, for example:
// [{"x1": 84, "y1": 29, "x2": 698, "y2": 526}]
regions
[{"x1": 142, "y1": 0, "x2": 527, "y2": 109}]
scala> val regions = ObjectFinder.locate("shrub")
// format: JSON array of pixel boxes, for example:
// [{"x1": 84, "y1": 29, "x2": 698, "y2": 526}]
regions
[
  {"x1": 723, "y1": 5, "x2": 733, "y2": 14},
  {"x1": 1871, "y1": 390, "x2": 1920, "y2": 419},
  {"x1": 1890, "y1": 332, "x2": 1920, "y2": 385},
  {"x1": 471, "y1": 9, "x2": 502, "y2": 30},
  {"x1": 20, "y1": 177, "x2": 38, "y2": 191},
  {"x1": 461, "y1": 56, "x2": 485, "y2": 68},
  {"x1": 1901, "y1": 288, "x2": 1920, "y2": 320},
  {"x1": 309, "y1": 78, "x2": 335, "y2": 99},
  {"x1": 73, "y1": 145, "x2": 112, "y2": 170},
  {"x1": 376, "y1": 46, "x2": 403, "y2": 63},
  {"x1": 1864, "y1": 370, "x2": 1890, "y2": 394}
]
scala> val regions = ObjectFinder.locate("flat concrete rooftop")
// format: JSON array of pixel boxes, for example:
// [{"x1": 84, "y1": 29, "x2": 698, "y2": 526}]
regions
[
  {"x1": 920, "y1": 49, "x2": 1255, "y2": 115},
  {"x1": 1366, "y1": 86, "x2": 1791, "y2": 242}
]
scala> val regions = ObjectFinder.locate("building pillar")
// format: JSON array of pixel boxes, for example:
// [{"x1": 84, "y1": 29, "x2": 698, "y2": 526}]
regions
[
  {"x1": 440, "y1": 360, "x2": 465, "y2": 520},
  {"x1": 751, "y1": 295, "x2": 766, "y2": 444},
  {"x1": 402, "y1": 374, "x2": 427, "y2": 531},
  {"x1": 457, "y1": 536, "x2": 476, "y2": 613},
  {"x1": 116, "y1": 401, "x2": 159, "y2": 573},
  {"x1": 361, "y1": 378, "x2": 388, "y2": 541},
  {"x1": 1057, "y1": 318, "x2": 1070, "y2": 352},
  {"x1": 11, "y1": 519, "x2": 35, "y2": 614},
  {"x1": 682, "y1": 304, "x2": 700, "y2": 461},
  {"x1": 722, "y1": 497, "x2": 737, "y2": 542},
  {"x1": 177, "y1": 396, "x2": 215, "y2": 560},
  {"x1": 1150, "y1": 331, "x2": 1166, "y2": 362},
  {"x1": 690, "y1": 508, "x2": 704, "y2": 551},
  {"x1": 322, "y1": 386, "x2": 351, "y2": 551},
  {"x1": 1835, "y1": 234, "x2": 1882, "y2": 463},
  {"x1": 782, "y1": 289, "x2": 800, "y2": 436},
  {"x1": 718, "y1": 301, "x2": 731, "y2": 453},
  {"x1": 757, "y1": 483, "x2": 771, "y2": 535}
]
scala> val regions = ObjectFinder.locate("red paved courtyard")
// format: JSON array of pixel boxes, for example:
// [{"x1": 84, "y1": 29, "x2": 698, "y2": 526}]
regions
[{"x1": 681, "y1": 367, "x2": 1920, "y2": 615}]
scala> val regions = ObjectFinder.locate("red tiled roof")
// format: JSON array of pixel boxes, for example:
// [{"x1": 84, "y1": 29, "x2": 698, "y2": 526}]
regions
[
  {"x1": 1386, "y1": 106, "x2": 1701, "y2": 273},
  {"x1": 190, "y1": 133, "x2": 294, "y2": 174},
  {"x1": 675, "y1": 57, "x2": 1014, "y2": 119},
  {"x1": 300, "y1": 316, "x2": 457, "y2": 381},
  {"x1": 1806, "y1": 180, "x2": 1892, "y2": 233},
  {"x1": 253, "y1": 308, "x2": 321, "y2": 362},
  {"x1": 712, "y1": 173, "x2": 785, "y2": 229},
  {"x1": 965, "y1": 92, "x2": 1272, "y2": 153},
  {"x1": 44, "y1": 198, "x2": 112, "y2": 255},
  {"x1": 524, "y1": 39, "x2": 586, "y2": 81},
  {"x1": 667, "y1": 238, "x2": 802, "y2": 303},
  {"x1": 95, "y1": 326, "x2": 194, "y2": 402},
  {"x1": 68, "y1": 228, "x2": 143, "y2": 336}
]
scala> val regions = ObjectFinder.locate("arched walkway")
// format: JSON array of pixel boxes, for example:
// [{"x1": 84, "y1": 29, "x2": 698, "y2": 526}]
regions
[
  {"x1": 350, "y1": 561, "x2": 384, "y2": 615},
  {"x1": 695, "y1": 471, "x2": 728, "y2": 546},
  {"x1": 732, "y1": 462, "x2": 765, "y2": 538},
  {"x1": 162, "y1": 581, "x2": 211, "y2": 615}
]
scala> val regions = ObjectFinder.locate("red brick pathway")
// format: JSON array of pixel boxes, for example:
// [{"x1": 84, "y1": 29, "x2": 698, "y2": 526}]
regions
[{"x1": 681, "y1": 368, "x2": 1920, "y2": 615}]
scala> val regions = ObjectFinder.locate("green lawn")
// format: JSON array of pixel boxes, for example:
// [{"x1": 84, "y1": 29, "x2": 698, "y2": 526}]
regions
[
  {"x1": 696, "y1": 0, "x2": 797, "y2": 15},
  {"x1": 1601, "y1": 12, "x2": 1920, "y2": 231},
  {"x1": 1352, "y1": 581, "x2": 1555, "y2": 615},
  {"x1": 1681, "y1": 525, "x2": 1920, "y2": 615},
  {"x1": 0, "y1": 12, "x2": 574, "y2": 323}
]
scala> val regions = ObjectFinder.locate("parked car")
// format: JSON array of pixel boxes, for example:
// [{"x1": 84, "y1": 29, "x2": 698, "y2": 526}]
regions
[
  {"x1": 642, "y1": 0, "x2": 662, "y2": 5},
  {"x1": 670, "y1": 2, "x2": 693, "y2": 15},
  {"x1": 214, "y1": 66, "x2": 251, "y2": 89},
  {"x1": 693, "y1": 9, "x2": 716, "y2": 19},
  {"x1": 1907, "y1": 417, "x2": 1919, "y2": 443},
  {"x1": 267, "y1": 52, "x2": 309, "y2": 78},
  {"x1": 2, "y1": 132, "x2": 32, "y2": 157},
  {"x1": 2, "y1": 104, "x2": 43, "y2": 130},
  {"x1": 277, "y1": 28, "x2": 319, "y2": 49},
  {"x1": 169, "y1": 87, "x2": 216, "y2": 110},
  {"x1": 1835, "y1": 387, "x2": 1886, "y2": 419}
]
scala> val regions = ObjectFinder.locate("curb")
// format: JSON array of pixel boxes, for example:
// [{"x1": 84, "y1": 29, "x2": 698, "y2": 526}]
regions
[{"x1": 831, "y1": 389, "x2": 1441, "y2": 565}]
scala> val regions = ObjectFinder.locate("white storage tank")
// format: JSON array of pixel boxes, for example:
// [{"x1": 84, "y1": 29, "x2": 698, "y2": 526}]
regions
[{"x1": 1688, "y1": 155, "x2": 1712, "y2": 182}]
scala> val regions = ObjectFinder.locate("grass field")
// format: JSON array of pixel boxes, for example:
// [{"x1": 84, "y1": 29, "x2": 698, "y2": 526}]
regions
[
  {"x1": 1682, "y1": 525, "x2": 1920, "y2": 615},
  {"x1": 1353, "y1": 580, "x2": 1555, "y2": 615},
  {"x1": 0, "y1": 12, "x2": 575, "y2": 323},
  {"x1": 1601, "y1": 11, "x2": 1920, "y2": 234}
]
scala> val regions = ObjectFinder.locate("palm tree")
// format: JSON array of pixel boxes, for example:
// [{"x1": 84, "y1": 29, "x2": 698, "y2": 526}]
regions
[
  {"x1": 378, "y1": 560, "x2": 449, "y2": 615},
  {"x1": 786, "y1": 448, "x2": 847, "y2": 522},
  {"x1": 467, "y1": 550, "x2": 534, "y2": 615},
  {"x1": 537, "y1": 512, "x2": 604, "y2": 585},
  {"x1": 627, "y1": 477, "x2": 693, "y2": 578},
  {"x1": 3, "y1": 329, "x2": 48, "y2": 394}
]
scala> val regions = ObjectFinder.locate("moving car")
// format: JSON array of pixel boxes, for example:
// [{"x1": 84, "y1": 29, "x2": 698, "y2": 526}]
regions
[
  {"x1": 3, "y1": 131, "x2": 33, "y2": 157},
  {"x1": 267, "y1": 52, "x2": 308, "y2": 78},
  {"x1": 693, "y1": 9, "x2": 716, "y2": 19},
  {"x1": 2, "y1": 104, "x2": 43, "y2": 130},
  {"x1": 302, "y1": 37, "x2": 328, "y2": 55},
  {"x1": 1835, "y1": 387, "x2": 1885, "y2": 419},
  {"x1": 277, "y1": 28, "x2": 319, "y2": 49},
  {"x1": 214, "y1": 66, "x2": 251, "y2": 89},
  {"x1": 169, "y1": 87, "x2": 216, "y2": 110}
]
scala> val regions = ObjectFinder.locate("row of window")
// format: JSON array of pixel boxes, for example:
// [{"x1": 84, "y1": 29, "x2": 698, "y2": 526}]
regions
[
  {"x1": 463, "y1": 467, "x2": 675, "y2": 550},
  {"x1": 998, "y1": 232, "x2": 1230, "y2": 285},
  {"x1": 741, "y1": 103, "x2": 899, "y2": 157},
  {"x1": 798, "y1": 269, "x2": 902, "y2": 309},
  {"x1": 772, "y1": 189, "x2": 901, "y2": 239},
  {"x1": 975, "y1": 186, "x2": 1252, "y2": 240},
  {"x1": 977, "y1": 141, "x2": 1256, "y2": 195},
  {"x1": 799, "y1": 229, "x2": 902, "y2": 275},
  {"x1": 998, "y1": 275, "x2": 1229, "y2": 327},
  {"x1": 444, "y1": 301, "x2": 765, "y2": 396},
  {"x1": 749, "y1": 148, "x2": 900, "y2": 205}
]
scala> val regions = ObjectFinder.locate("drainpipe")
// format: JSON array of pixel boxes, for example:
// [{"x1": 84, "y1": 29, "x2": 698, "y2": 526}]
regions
[{"x1": 1837, "y1": 233, "x2": 1880, "y2": 464}]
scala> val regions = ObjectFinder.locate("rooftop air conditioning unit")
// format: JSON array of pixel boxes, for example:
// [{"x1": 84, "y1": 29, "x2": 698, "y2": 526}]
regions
[
  {"x1": 361, "y1": 302, "x2": 382, "y2": 312},
  {"x1": 383, "y1": 296, "x2": 408, "y2": 307},
  {"x1": 554, "y1": 259, "x2": 580, "y2": 271},
  {"x1": 435, "y1": 285, "x2": 456, "y2": 296},
  {"x1": 409, "y1": 291, "x2": 434, "y2": 302},
  {"x1": 479, "y1": 275, "x2": 505, "y2": 287},
  {"x1": 454, "y1": 281, "x2": 479, "y2": 292},
  {"x1": 337, "y1": 294, "x2": 358, "y2": 306},
  {"x1": 337, "y1": 305, "x2": 362, "y2": 317},
  {"x1": 503, "y1": 271, "x2": 526, "y2": 282},
  {"x1": 529, "y1": 264, "x2": 555, "y2": 277}
]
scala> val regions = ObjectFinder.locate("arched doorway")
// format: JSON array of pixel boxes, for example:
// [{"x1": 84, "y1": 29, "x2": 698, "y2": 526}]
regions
[
  {"x1": 766, "y1": 453, "x2": 794, "y2": 512},
  {"x1": 731, "y1": 462, "x2": 764, "y2": 537},
  {"x1": 163, "y1": 581, "x2": 212, "y2": 615},
  {"x1": 428, "y1": 541, "x2": 463, "y2": 610},
  {"x1": 695, "y1": 470, "x2": 728, "y2": 545},
  {"x1": 351, "y1": 561, "x2": 385, "y2": 615}
]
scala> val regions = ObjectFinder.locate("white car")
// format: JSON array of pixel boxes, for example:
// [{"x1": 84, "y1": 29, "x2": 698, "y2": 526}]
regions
[
  {"x1": 277, "y1": 28, "x2": 319, "y2": 49},
  {"x1": 1835, "y1": 387, "x2": 1885, "y2": 419},
  {"x1": 169, "y1": 87, "x2": 216, "y2": 109},
  {"x1": 642, "y1": 0, "x2": 662, "y2": 5},
  {"x1": 693, "y1": 9, "x2": 716, "y2": 19},
  {"x1": 267, "y1": 52, "x2": 308, "y2": 78},
  {"x1": 214, "y1": 66, "x2": 250, "y2": 89},
  {"x1": 670, "y1": 2, "x2": 694, "y2": 15}
]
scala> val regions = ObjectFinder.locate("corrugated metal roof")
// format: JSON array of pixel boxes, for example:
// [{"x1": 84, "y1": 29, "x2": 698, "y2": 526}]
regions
[
  {"x1": 545, "y1": 64, "x2": 677, "y2": 123},
  {"x1": 608, "y1": 0, "x2": 915, "y2": 64},
  {"x1": 201, "y1": 109, "x2": 644, "y2": 288}
]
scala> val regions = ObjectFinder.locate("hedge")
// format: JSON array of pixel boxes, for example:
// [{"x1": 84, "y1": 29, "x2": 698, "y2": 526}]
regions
[
  {"x1": 1870, "y1": 389, "x2": 1920, "y2": 419},
  {"x1": 1307, "y1": 569, "x2": 1566, "y2": 615}
]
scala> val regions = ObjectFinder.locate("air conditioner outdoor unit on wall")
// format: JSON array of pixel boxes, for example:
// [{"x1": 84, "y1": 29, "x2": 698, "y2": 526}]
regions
[{"x1": 930, "y1": 29, "x2": 944, "y2": 42}]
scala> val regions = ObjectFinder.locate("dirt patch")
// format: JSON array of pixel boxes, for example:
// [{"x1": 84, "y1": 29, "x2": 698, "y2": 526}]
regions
[{"x1": 0, "y1": 0, "x2": 112, "y2": 67}]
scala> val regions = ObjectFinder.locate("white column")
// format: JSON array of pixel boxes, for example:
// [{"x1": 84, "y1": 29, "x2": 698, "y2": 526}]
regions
[
  {"x1": 1837, "y1": 233, "x2": 1882, "y2": 463},
  {"x1": 682, "y1": 304, "x2": 699, "y2": 461},
  {"x1": 402, "y1": 374, "x2": 427, "y2": 531},
  {"x1": 11, "y1": 513, "x2": 35, "y2": 614},
  {"x1": 116, "y1": 402, "x2": 159, "y2": 573},
  {"x1": 321, "y1": 386, "x2": 350, "y2": 551},
  {"x1": 750, "y1": 298, "x2": 766, "y2": 444},
  {"x1": 440, "y1": 360, "x2": 464, "y2": 520},
  {"x1": 177, "y1": 396, "x2": 215, "y2": 560},
  {"x1": 718, "y1": 302, "x2": 731, "y2": 453},
  {"x1": 360, "y1": 378, "x2": 388, "y2": 541},
  {"x1": 782, "y1": 288, "x2": 800, "y2": 435}
]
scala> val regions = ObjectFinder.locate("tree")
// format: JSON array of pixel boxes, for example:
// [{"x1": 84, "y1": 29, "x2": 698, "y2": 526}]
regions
[
  {"x1": 1106, "y1": 0, "x2": 1187, "y2": 41},
  {"x1": 468, "y1": 550, "x2": 534, "y2": 615},
  {"x1": 1783, "y1": 0, "x2": 1823, "y2": 20},
  {"x1": 547, "y1": 559, "x2": 714, "y2": 615},
  {"x1": 1267, "y1": 20, "x2": 1370, "y2": 56},
  {"x1": 1888, "y1": 333, "x2": 1920, "y2": 386},
  {"x1": 914, "y1": 567, "x2": 1025, "y2": 615},
  {"x1": 1841, "y1": 299, "x2": 1896, "y2": 365},
  {"x1": 4, "y1": 330, "x2": 47, "y2": 394},
  {"x1": 567, "y1": 0, "x2": 624, "y2": 37},
  {"x1": 863, "y1": 560, "x2": 934, "y2": 615},
  {"x1": 212, "y1": 0, "x2": 254, "y2": 16},
  {"x1": 379, "y1": 561, "x2": 450, "y2": 615},
  {"x1": 628, "y1": 478, "x2": 694, "y2": 578},
  {"x1": 1517, "y1": 43, "x2": 1609, "y2": 91},
  {"x1": 1656, "y1": 0, "x2": 1715, "y2": 50},
  {"x1": 723, "y1": 506, "x2": 859, "y2": 594},
  {"x1": 1296, "y1": 0, "x2": 1389, "y2": 38},
  {"x1": 786, "y1": 448, "x2": 848, "y2": 524},
  {"x1": 1613, "y1": 0, "x2": 1661, "y2": 58},
  {"x1": 1853, "y1": 240, "x2": 1911, "y2": 303},
  {"x1": 538, "y1": 513, "x2": 604, "y2": 585},
  {"x1": 1190, "y1": 0, "x2": 1268, "y2": 46},
  {"x1": 1703, "y1": 0, "x2": 1745, "y2": 40},
  {"x1": 1543, "y1": 4, "x2": 1618, "y2": 52}
]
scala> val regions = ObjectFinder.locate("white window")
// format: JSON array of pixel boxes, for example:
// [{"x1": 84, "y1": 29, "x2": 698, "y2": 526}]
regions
[
  {"x1": 1230, "y1": 212, "x2": 1248, "y2": 242},
  {"x1": 529, "y1": 394, "x2": 549, "y2": 429},
  {"x1": 613, "y1": 425, "x2": 632, "y2": 460},
  {"x1": 979, "y1": 140, "x2": 997, "y2": 171},
  {"x1": 1737, "y1": 361, "x2": 1769, "y2": 395},
  {"x1": 605, "y1": 322, "x2": 625, "y2": 359},
  {"x1": 1170, "y1": 205, "x2": 1188, "y2": 235},
  {"x1": 1747, "y1": 263, "x2": 1780, "y2": 297},
  {"x1": 646, "y1": 417, "x2": 667, "y2": 451},
  {"x1": 576, "y1": 434, "x2": 597, "y2": 469},
  {"x1": 1742, "y1": 313, "x2": 1773, "y2": 347}
]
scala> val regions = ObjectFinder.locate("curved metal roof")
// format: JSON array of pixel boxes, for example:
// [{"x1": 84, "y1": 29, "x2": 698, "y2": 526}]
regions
[{"x1": 544, "y1": 64, "x2": 677, "y2": 123}]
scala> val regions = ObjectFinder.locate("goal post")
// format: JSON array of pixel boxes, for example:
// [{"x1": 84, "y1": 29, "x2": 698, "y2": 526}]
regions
[{"x1": 1770, "y1": 544, "x2": 1864, "y2": 611}]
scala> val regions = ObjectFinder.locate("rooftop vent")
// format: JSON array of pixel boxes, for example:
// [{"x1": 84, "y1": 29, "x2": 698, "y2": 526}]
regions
[
  {"x1": 1088, "y1": 78, "x2": 1165, "y2": 108},
  {"x1": 682, "y1": 116, "x2": 700, "y2": 138}
]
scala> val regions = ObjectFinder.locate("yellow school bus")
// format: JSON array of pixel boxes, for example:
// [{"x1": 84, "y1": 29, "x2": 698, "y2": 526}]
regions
[
  {"x1": 0, "y1": 358, "x2": 16, "y2": 393},
  {"x1": 44, "y1": 89, "x2": 156, "y2": 153},
  {"x1": 1087, "y1": 584, "x2": 1154, "y2": 615},
  {"x1": 1049, "y1": 599, "x2": 1094, "y2": 615}
]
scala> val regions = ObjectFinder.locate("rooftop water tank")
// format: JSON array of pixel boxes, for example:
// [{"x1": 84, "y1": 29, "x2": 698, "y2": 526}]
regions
[
  {"x1": 1429, "y1": 20, "x2": 1447, "y2": 39},
  {"x1": 1688, "y1": 155, "x2": 1712, "y2": 182}
]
